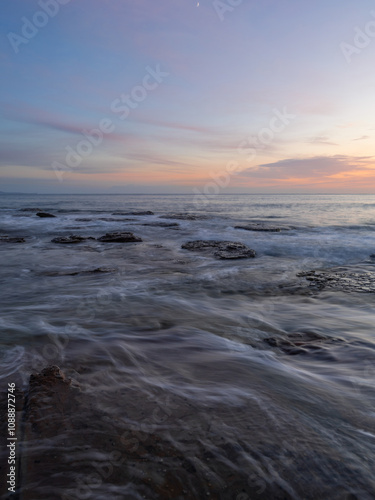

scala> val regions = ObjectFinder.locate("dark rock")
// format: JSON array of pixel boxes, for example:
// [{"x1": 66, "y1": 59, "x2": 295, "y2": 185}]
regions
[
  {"x1": 51, "y1": 235, "x2": 95, "y2": 244},
  {"x1": 264, "y1": 331, "x2": 343, "y2": 356},
  {"x1": 182, "y1": 240, "x2": 256, "y2": 259},
  {"x1": 19, "y1": 207, "x2": 42, "y2": 212},
  {"x1": 7, "y1": 365, "x2": 298, "y2": 500},
  {"x1": 112, "y1": 211, "x2": 154, "y2": 216},
  {"x1": 98, "y1": 231, "x2": 142, "y2": 242},
  {"x1": 140, "y1": 222, "x2": 180, "y2": 228},
  {"x1": 235, "y1": 224, "x2": 285, "y2": 232},
  {"x1": 43, "y1": 267, "x2": 116, "y2": 276},
  {"x1": 297, "y1": 267, "x2": 375, "y2": 293},
  {"x1": 98, "y1": 217, "x2": 136, "y2": 222},
  {"x1": 0, "y1": 235, "x2": 26, "y2": 243},
  {"x1": 159, "y1": 213, "x2": 207, "y2": 221},
  {"x1": 36, "y1": 212, "x2": 56, "y2": 218}
]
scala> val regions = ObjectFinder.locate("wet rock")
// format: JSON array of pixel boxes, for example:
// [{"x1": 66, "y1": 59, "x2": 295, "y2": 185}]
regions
[
  {"x1": 112, "y1": 211, "x2": 154, "y2": 216},
  {"x1": 11, "y1": 365, "x2": 295, "y2": 500},
  {"x1": 297, "y1": 267, "x2": 375, "y2": 293},
  {"x1": 98, "y1": 231, "x2": 142, "y2": 242},
  {"x1": 235, "y1": 223, "x2": 283, "y2": 232},
  {"x1": 19, "y1": 207, "x2": 42, "y2": 212},
  {"x1": 98, "y1": 217, "x2": 135, "y2": 222},
  {"x1": 264, "y1": 331, "x2": 343, "y2": 355},
  {"x1": 140, "y1": 222, "x2": 180, "y2": 228},
  {"x1": 36, "y1": 212, "x2": 56, "y2": 218},
  {"x1": 160, "y1": 213, "x2": 207, "y2": 221},
  {"x1": 0, "y1": 235, "x2": 26, "y2": 243},
  {"x1": 182, "y1": 240, "x2": 256, "y2": 259},
  {"x1": 51, "y1": 235, "x2": 95, "y2": 244},
  {"x1": 43, "y1": 267, "x2": 116, "y2": 276}
]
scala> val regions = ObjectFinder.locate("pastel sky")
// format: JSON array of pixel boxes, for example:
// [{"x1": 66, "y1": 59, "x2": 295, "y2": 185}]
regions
[{"x1": 1, "y1": 0, "x2": 375, "y2": 193}]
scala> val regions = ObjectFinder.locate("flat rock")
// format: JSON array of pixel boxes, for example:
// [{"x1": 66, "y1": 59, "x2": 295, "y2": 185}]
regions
[
  {"x1": 140, "y1": 222, "x2": 180, "y2": 228},
  {"x1": 0, "y1": 235, "x2": 26, "y2": 243},
  {"x1": 159, "y1": 213, "x2": 207, "y2": 221},
  {"x1": 264, "y1": 332, "x2": 343, "y2": 356},
  {"x1": 297, "y1": 267, "x2": 375, "y2": 293},
  {"x1": 98, "y1": 217, "x2": 136, "y2": 222},
  {"x1": 36, "y1": 212, "x2": 56, "y2": 218},
  {"x1": 112, "y1": 211, "x2": 154, "y2": 216},
  {"x1": 43, "y1": 267, "x2": 116, "y2": 276},
  {"x1": 51, "y1": 235, "x2": 95, "y2": 244},
  {"x1": 4, "y1": 365, "x2": 297, "y2": 500},
  {"x1": 182, "y1": 240, "x2": 256, "y2": 259},
  {"x1": 98, "y1": 231, "x2": 142, "y2": 242},
  {"x1": 235, "y1": 223, "x2": 283, "y2": 232}
]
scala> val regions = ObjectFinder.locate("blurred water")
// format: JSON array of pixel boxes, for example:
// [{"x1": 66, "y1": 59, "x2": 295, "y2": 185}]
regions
[{"x1": 1, "y1": 193, "x2": 375, "y2": 499}]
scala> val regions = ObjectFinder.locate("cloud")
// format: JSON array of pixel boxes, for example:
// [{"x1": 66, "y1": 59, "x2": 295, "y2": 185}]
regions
[
  {"x1": 307, "y1": 135, "x2": 337, "y2": 146},
  {"x1": 239, "y1": 155, "x2": 374, "y2": 180},
  {"x1": 353, "y1": 135, "x2": 370, "y2": 141}
]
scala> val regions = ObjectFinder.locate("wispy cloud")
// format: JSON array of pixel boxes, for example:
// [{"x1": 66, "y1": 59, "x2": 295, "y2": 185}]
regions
[
  {"x1": 307, "y1": 135, "x2": 337, "y2": 146},
  {"x1": 353, "y1": 135, "x2": 370, "y2": 141},
  {"x1": 239, "y1": 155, "x2": 374, "y2": 180}
]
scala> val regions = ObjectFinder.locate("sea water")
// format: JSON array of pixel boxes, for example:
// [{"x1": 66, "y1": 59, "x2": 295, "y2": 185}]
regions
[{"x1": 1, "y1": 193, "x2": 375, "y2": 499}]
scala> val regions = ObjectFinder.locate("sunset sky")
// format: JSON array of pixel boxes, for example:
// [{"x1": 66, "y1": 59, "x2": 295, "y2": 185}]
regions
[{"x1": 1, "y1": 0, "x2": 375, "y2": 193}]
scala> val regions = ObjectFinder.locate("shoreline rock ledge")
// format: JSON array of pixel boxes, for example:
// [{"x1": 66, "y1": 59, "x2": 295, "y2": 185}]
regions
[{"x1": 182, "y1": 240, "x2": 256, "y2": 259}]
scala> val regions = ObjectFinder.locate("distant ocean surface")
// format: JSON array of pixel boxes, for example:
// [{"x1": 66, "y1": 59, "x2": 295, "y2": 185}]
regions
[{"x1": 1, "y1": 193, "x2": 375, "y2": 499}]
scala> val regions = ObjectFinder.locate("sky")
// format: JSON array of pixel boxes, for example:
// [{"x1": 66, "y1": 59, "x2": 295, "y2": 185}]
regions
[{"x1": 1, "y1": 0, "x2": 375, "y2": 194}]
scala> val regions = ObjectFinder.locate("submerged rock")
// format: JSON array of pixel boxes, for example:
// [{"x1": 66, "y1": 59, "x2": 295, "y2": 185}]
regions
[
  {"x1": 140, "y1": 222, "x2": 180, "y2": 228},
  {"x1": 7, "y1": 365, "x2": 299, "y2": 500},
  {"x1": 36, "y1": 212, "x2": 56, "y2": 218},
  {"x1": 98, "y1": 217, "x2": 136, "y2": 222},
  {"x1": 98, "y1": 231, "x2": 142, "y2": 242},
  {"x1": 51, "y1": 235, "x2": 95, "y2": 244},
  {"x1": 182, "y1": 240, "x2": 256, "y2": 259},
  {"x1": 112, "y1": 210, "x2": 154, "y2": 216},
  {"x1": 160, "y1": 213, "x2": 207, "y2": 221},
  {"x1": 43, "y1": 267, "x2": 115, "y2": 276},
  {"x1": 0, "y1": 235, "x2": 26, "y2": 243},
  {"x1": 235, "y1": 223, "x2": 283, "y2": 232},
  {"x1": 264, "y1": 332, "x2": 343, "y2": 356}
]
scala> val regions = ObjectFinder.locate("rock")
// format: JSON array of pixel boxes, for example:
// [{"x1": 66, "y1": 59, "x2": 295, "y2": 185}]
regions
[
  {"x1": 112, "y1": 211, "x2": 154, "y2": 216},
  {"x1": 51, "y1": 235, "x2": 95, "y2": 244},
  {"x1": 7, "y1": 365, "x2": 296, "y2": 500},
  {"x1": 159, "y1": 213, "x2": 207, "y2": 221},
  {"x1": 19, "y1": 208, "x2": 42, "y2": 212},
  {"x1": 98, "y1": 231, "x2": 142, "y2": 242},
  {"x1": 140, "y1": 222, "x2": 180, "y2": 228},
  {"x1": 0, "y1": 235, "x2": 26, "y2": 243},
  {"x1": 264, "y1": 332, "x2": 343, "y2": 356},
  {"x1": 235, "y1": 224, "x2": 283, "y2": 232},
  {"x1": 182, "y1": 240, "x2": 256, "y2": 259},
  {"x1": 43, "y1": 267, "x2": 116, "y2": 276},
  {"x1": 297, "y1": 267, "x2": 375, "y2": 293},
  {"x1": 36, "y1": 212, "x2": 56, "y2": 218}
]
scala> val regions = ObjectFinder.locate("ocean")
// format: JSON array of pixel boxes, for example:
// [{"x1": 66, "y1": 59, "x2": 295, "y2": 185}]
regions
[{"x1": 1, "y1": 193, "x2": 375, "y2": 499}]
